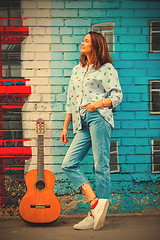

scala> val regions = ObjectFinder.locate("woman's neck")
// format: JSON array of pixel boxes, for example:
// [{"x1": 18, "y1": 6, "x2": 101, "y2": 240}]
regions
[{"x1": 86, "y1": 56, "x2": 92, "y2": 71}]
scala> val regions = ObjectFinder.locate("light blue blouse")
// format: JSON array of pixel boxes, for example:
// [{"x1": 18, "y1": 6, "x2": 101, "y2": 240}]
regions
[{"x1": 66, "y1": 62, "x2": 123, "y2": 134}]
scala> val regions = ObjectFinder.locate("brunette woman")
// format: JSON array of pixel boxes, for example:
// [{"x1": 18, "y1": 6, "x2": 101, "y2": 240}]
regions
[{"x1": 60, "y1": 32, "x2": 122, "y2": 230}]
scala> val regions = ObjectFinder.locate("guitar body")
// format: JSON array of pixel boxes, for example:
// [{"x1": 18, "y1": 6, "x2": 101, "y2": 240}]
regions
[{"x1": 19, "y1": 169, "x2": 61, "y2": 223}]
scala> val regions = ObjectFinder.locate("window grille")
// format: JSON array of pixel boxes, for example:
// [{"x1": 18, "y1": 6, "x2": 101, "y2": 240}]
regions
[
  {"x1": 150, "y1": 20, "x2": 160, "y2": 53},
  {"x1": 149, "y1": 80, "x2": 160, "y2": 114},
  {"x1": 3, "y1": 108, "x2": 23, "y2": 141},
  {"x1": 110, "y1": 141, "x2": 119, "y2": 173},
  {"x1": 91, "y1": 22, "x2": 115, "y2": 53},
  {"x1": 2, "y1": 44, "x2": 21, "y2": 78},
  {"x1": 151, "y1": 139, "x2": 160, "y2": 173}
]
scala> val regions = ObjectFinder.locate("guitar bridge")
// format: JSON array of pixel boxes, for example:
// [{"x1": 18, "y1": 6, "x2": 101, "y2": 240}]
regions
[{"x1": 30, "y1": 204, "x2": 50, "y2": 209}]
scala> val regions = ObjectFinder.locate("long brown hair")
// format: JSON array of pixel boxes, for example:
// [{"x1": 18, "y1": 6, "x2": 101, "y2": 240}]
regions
[{"x1": 80, "y1": 31, "x2": 113, "y2": 70}]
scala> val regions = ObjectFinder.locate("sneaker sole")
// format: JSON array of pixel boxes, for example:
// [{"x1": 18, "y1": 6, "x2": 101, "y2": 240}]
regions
[
  {"x1": 74, "y1": 225, "x2": 93, "y2": 230},
  {"x1": 94, "y1": 200, "x2": 109, "y2": 231}
]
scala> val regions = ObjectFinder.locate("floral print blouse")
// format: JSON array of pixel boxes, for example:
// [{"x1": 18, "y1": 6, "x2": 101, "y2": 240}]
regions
[{"x1": 66, "y1": 62, "x2": 123, "y2": 134}]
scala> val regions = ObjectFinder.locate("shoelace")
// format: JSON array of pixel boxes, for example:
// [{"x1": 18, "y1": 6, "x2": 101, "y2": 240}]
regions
[{"x1": 90, "y1": 211, "x2": 94, "y2": 218}]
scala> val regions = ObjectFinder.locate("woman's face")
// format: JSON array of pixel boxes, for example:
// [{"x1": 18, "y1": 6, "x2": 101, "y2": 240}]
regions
[{"x1": 80, "y1": 34, "x2": 92, "y2": 57}]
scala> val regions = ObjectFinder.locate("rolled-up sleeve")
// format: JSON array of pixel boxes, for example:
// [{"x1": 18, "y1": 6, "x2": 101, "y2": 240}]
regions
[{"x1": 101, "y1": 64, "x2": 123, "y2": 108}]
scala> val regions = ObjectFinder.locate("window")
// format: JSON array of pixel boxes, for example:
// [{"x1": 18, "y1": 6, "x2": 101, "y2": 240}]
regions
[
  {"x1": 91, "y1": 22, "x2": 115, "y2": 53},
  {"x1": 0, "y1": 1, "x2": 21, "y2": 20},
  {"x1": 151, "y1": 139, "x2": 160, "y2": 173},
  {"x1": 2, "y1": 44, "x2": 21, "y2": 78},
  {"x1": 3, "y1": 108, "x2": 23, "y2": 141},
  {"x1": 149, "y1": 80, "x2": 160, "y2": 114},
  {"x1": 110, "y1": 141, "x2": 119, "y2": 173},
  {"x1": 150, "y1": 20, "x2": 160, "y2": 53}
]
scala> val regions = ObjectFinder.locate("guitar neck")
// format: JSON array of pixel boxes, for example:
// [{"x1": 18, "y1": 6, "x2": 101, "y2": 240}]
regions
[{"x1": 37, "y1": 134, "x2": 44, "y2": 181}]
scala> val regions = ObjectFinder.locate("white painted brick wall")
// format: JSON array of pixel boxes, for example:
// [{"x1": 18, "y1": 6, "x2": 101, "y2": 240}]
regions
[{"x1": 21, "y1": 0, "x2": 52, "y2": 172}]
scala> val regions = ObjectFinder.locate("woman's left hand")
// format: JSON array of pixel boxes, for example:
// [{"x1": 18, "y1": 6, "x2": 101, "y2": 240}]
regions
[
  {"x1": 83, "y1": 101, "x2": 102, "y2": 111},
  {"x1": 83, "y1": 98, "x2": 112, "y2": 111}
]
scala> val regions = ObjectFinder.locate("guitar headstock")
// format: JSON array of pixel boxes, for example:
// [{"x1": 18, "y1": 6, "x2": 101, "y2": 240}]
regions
[{"x1": 36, "y1": 118, "x2": 45, "y2": 135}]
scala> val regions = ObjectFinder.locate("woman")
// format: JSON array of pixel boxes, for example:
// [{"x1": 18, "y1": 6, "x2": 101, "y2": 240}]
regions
[{"x1": 60, "y1": 32, "x2": 122, "y2": 230}]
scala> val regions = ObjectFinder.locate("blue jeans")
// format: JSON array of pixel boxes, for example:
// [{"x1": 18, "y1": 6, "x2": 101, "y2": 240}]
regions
[{"x1": 62, "y1": 110, "x2": 113, "y2": 199}]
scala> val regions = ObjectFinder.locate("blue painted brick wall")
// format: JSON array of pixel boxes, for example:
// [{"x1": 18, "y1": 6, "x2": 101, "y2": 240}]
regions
[{"x1": 51, "y1": 0, "x2": 160, "y2": 213}]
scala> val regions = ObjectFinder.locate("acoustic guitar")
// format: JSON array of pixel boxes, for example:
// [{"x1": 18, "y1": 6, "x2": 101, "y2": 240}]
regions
[{"x1": 19, "y1": 118, "x2": 61, "y2": 223}]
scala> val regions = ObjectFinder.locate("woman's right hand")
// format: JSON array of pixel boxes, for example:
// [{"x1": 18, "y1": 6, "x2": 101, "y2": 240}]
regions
[{"x1": 60, "y1": 128, "x2": 69, "y2": 144}]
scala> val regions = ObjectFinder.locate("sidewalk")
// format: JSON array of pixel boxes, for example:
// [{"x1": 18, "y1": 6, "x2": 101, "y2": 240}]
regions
[{"x1": 0, "y1": 213, "x2": 160, "y2": 240}]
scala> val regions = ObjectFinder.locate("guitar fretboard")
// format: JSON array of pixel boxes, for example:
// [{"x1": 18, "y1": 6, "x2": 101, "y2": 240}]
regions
[{"x1": 37, "y1": 134, "x2": 44, "y2": 182}]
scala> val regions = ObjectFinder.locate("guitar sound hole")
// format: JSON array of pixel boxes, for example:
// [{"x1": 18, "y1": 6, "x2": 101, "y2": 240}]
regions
[{"x1": 36, "y1": 180, "x2": 45, "y2": 190}]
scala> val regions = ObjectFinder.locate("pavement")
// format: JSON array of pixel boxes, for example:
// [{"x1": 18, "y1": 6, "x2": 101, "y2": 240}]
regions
[{"x1": 0, "y1": 213, "x2": 160, "y2": 240}]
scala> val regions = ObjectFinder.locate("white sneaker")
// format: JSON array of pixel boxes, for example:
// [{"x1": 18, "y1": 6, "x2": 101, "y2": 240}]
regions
[
  {"x1": 92, "y1": 199, "x2": 109, "y2": 231},
  {"x1": 73, "y1": 212, "x2": 94, "y2": 230}
]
